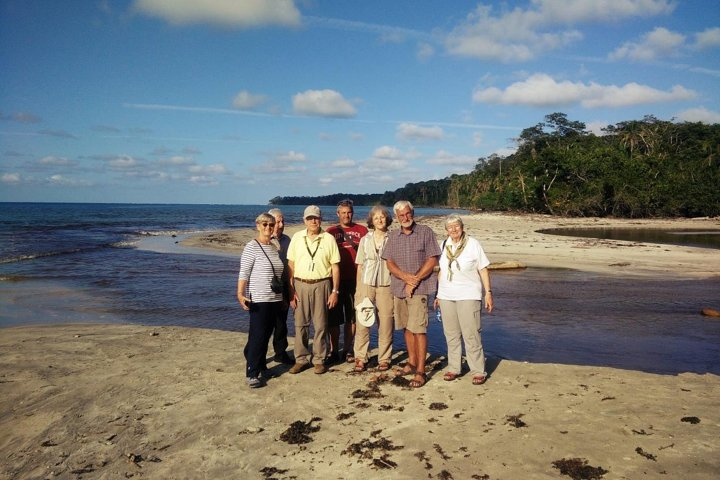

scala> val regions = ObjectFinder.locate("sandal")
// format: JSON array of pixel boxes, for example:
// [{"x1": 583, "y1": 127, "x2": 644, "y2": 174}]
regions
[
  {"x1": 409, "y1": 372, "x2": 427, "y2": 388},
  {"x1": 377, "y1": 362, "x2": 390, "y2": 372},
  {"x1": 443, "y1": 371, "x2": 459, "y2": 382},
  {"x1": 345, "y1": 351, "x2": 355, "y2": 363},
  {"x1": 472, "y1": 375, "x2": 487, "y2": 385},
  {"x1": 394, "y1": 363, "x2": 415, "y2": 377},
  {"x1": 354, "y1": 360, "x2": 366, "y2": 372}
]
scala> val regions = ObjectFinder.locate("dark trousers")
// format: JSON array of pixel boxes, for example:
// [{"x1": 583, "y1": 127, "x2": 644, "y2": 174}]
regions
[
  {"x1": 271, "y1": 303, "x2": 290, "y2": 356},
  {"x1": 244, "y1": 301, "x2": 281, "y2": 378}
]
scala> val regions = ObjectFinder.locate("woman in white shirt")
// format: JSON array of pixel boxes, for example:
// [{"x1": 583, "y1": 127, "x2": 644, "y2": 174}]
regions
[
  {"x1": 434, "y1": 215, "x2": 494, "y2": 385},
  {"x1": 353, "y1": 206, "x2": 394, "y2": 372}
]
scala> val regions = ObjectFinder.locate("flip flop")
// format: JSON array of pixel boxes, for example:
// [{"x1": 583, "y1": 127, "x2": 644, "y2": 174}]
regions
[
  {"x1": 409, "y1": 372, "x2": 427, "y2": 388},
  {"x1": 443, "y1": 371, "x2": 459, "y2": 381},
  {"x1": 353, "y1": 360, "x2": 366, "y2": 372},
  {"x1": 394, "y1": 363, "x2": 415, "y2": 376},
  {"x1": 472, "y1": 375, "x2": 487, "y2": 385}
]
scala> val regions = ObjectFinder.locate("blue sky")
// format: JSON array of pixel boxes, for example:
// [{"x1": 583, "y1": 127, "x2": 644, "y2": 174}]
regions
[{"x1": 1, "y1": 0, "x2": 719, "y2": 204}]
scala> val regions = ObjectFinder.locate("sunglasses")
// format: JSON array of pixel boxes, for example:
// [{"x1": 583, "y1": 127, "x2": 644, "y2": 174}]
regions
[{"x1": 260, "y1": 222, "x2": 276, "y2": 227}]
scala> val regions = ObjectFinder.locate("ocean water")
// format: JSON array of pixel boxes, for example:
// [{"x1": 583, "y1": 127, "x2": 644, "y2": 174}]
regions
[{"x1": 1, "y1": 202, "x2": 719, "y2": 375}]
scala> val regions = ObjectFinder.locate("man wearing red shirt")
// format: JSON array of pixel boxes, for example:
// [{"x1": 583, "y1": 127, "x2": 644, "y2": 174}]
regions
[{"x1": 326, "y1": 199, "x2": 368, "y2": 363}]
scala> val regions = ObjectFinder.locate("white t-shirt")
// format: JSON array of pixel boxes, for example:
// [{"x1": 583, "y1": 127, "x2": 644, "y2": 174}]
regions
[{"x1": 436, "y1": 235, "x2": 490, "y2": 301}]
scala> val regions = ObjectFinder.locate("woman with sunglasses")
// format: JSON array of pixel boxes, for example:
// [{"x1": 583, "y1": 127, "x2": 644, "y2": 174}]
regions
[{"x1": 237, "y1": 212, "x2": 286, "y2": 388}]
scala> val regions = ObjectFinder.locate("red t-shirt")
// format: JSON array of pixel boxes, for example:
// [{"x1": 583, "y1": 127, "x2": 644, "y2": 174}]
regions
[{"x1": 326, "y1": 223, "x2": 368, "y2": 281}]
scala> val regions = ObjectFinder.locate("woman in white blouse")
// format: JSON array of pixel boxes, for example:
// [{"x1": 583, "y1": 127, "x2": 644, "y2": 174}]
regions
[
  {"x1": 237, "y1": 213, "x2": 285, "y2": 388},
  {"x1": 434, "y1": 215, "x2": 494, "y2": 385},
  {"x1": 353, "y1": 206, "x2": 394, "y2": 372}
]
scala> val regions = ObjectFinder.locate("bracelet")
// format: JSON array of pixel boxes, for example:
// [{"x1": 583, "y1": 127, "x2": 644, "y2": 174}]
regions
[{"x1": 332, "y1": 289, "x2": 340, "y2": 294}]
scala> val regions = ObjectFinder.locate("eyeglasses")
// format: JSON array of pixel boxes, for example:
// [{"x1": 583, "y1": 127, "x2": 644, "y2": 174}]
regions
[
  {"x1": 337, "y1": 199, "x2": 353, "y2": 207},
  {"x1": 260, "y1": 222, "x2": 276, "y2": 227},
  {"x1": 305, "y1": 216, "x2": 320, "y2": 221}
]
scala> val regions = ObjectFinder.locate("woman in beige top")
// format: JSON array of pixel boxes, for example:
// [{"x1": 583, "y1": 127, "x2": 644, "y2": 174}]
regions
[{"x1": 353, "y1": 206, "x2": 394, "y2": 372}]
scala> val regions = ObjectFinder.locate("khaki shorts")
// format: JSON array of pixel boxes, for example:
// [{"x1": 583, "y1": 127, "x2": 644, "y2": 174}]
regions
[{"x1": 393, "y1": 295, "x2": 429, "y2": 334}]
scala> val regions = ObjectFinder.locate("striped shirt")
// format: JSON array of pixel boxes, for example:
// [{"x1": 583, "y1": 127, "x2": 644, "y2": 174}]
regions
[{"x1": 238, "y1": 240, "x2": 284, "y2": 303}]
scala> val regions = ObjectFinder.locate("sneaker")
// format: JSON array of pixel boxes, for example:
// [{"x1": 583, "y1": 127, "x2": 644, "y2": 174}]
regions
[
  {"x1": 314, "y1": 364, "x2": 327, "y2": 374},
  {"x1": 247, "y1": 376, "x2": 264, "y2": 388},
  {"x1": 274, "y1": 352, "x2": 294, "y2": 365},
  {"x1": 288, "y1": 362, "x2": 309, "y2": 374}
]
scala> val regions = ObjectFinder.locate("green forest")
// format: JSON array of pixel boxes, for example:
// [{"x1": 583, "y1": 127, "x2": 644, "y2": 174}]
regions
[{"x1": 269, "y1": 113, "x2": 720, "y2": 218}]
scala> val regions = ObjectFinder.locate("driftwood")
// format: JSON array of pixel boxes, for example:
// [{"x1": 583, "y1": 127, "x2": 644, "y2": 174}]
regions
[{"x1": 488, "y1": 261, "x2": 526, "y2": 271}]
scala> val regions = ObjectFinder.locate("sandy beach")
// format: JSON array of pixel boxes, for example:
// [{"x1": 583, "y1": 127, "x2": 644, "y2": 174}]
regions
[{"x1": 2, "y1": 213, "x2": 719, "y2": 479}]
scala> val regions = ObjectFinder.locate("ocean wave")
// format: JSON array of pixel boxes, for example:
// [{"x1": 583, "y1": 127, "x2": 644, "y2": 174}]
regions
[
  {"x1": 137, "y1": 230, "x2": 184, "y2": 237},
  {"x1": 111, "y1": 240, "x2": 138, "y2": 248},
  {"x1": 0, "y1": 243, "x2": 122, "y2": 264},
  {"x1": 0, "y1": 274, "x2": 31, "y2": 282}
]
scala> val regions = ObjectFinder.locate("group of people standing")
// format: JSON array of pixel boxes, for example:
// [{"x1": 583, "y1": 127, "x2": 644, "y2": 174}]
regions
[{"x1": 236, "y1": 200, "x2": 493, "y2": 389}]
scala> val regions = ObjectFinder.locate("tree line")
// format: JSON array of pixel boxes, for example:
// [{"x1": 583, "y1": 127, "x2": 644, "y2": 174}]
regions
[{"x1": 269, "y1": 113, "x2": 720, "y2": 218}]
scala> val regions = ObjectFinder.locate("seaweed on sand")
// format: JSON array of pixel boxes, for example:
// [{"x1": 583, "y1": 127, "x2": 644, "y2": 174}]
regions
[
  {"x1": 279, "y1": 417, "x2": 321, "y2": 444},
  {"x1": 552, "y1": 458, "x2": 608, "y2": 480}
]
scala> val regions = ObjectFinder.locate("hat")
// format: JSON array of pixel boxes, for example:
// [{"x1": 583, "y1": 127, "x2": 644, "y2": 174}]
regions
[
  {"x1": 355, "y1": 297, "x2": 376, "y2": 328},
  {"x1": 303, "y1": 205, "x2": 321, "y2": 219}
]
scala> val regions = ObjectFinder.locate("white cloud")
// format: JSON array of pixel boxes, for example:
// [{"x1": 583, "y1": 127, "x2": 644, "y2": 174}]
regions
[
  {"x1": 232, "y1": 90, "x2": 268, "y2": 110},
  {"x1": 417, "y1": 42, "x2": 435, "y2": 60},
  {"x1": 108, "y1": 155, "x2": 140, "y2": 169},
  {"x1": 292, "y1": 89, "x2": 357, "y2": 118},
  {"x1": 426, "y1": 150, "x2": 476, "y2": 166},
  {"x1": 159, "y1": 155, "x2": 194, "y2": 166},
  {"x1": 1, "y1": 173, "x2": 21, "y2": 184},
  {"x1": 472, "y1": 132, "x2": 483, "y2": 147},
  {"x1": 675, "y1": 107, "x2": 720, "y2": 124},
  {"x1": 38, "y1": 156, "x2": 74, "y2": 166},
  {"x1": 276, "y1": 150, "x2": 306, "y2": 162},
  {"x1": 47, "y1": 175, "x2": 92, "y2": 187},
  {"x1": 585, "y1": 121, "x2": 611, "y2": 136},
  {"x1": 372, "y1": 146, "x2": 403, "y2": 160},
  {"x1": 493, "y1": 147, "x2": 518, "y2": 157},
  {"x1": 330, "y1": 157, "x2": 356, "y2": 168},
  {"x1": 188, "y1": 163, "x2": 228, "y2": 175},
  {"x1": 189, "y1": 175, "x2": 219, "y2": 186},
  {"x1": 609, "y1": 27, "x2": 685, "y2": 61},
  {"x1": 472, "y1": 73, "x2": 696, "y2": 108},
  {"x1": 252, "y1": 151, "x2": 307, "y2": 174},
  {"x1": 133, "y1": 0, "x2": 301, "y2": 28},
  {"x1": 536, "y1": 0, "x2": 674, "y2": 23},
  {"x1": 396, "y1": 123, "x2": 445, "y2": 142},
  {"x1": 694, "y1": 27, "x2": 720, "y2": 49},
  {"x1": 444, "y1": 0, "x2": 674, "y2": 62},
  {"x1": 2, "y1": 112, "x2": 41, "y2": 123},
  {"x1": 361, "y1": 146, "x2": 413, "y2": 171}
]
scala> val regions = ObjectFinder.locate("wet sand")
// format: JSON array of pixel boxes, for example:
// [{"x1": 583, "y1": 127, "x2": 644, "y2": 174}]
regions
[{"x1": 1, "y1": 213, "x2": 719, "y2": 479}]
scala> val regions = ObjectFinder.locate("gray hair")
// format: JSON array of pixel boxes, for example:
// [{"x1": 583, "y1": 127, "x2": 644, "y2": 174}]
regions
[
  {"x1": 366, "y1": 205, "x2": 393, "y2": 229},
  {"x1": 268, "y1": 208, "x2": 283, "y2": 218},
  {"x1": 255, "y1": 212, "x2": 275, "y2": 224},
  {"x1": 444, "y1": 214, "x2": 464, "y2": 229},
  {"x1": 393, "y1": 200, "x2": 414, "y2": 215}
]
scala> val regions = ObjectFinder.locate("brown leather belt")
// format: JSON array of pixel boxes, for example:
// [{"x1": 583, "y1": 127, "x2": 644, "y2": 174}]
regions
[{"x1": 294, "y1": 277, "x2": 331, "y2": 284}]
